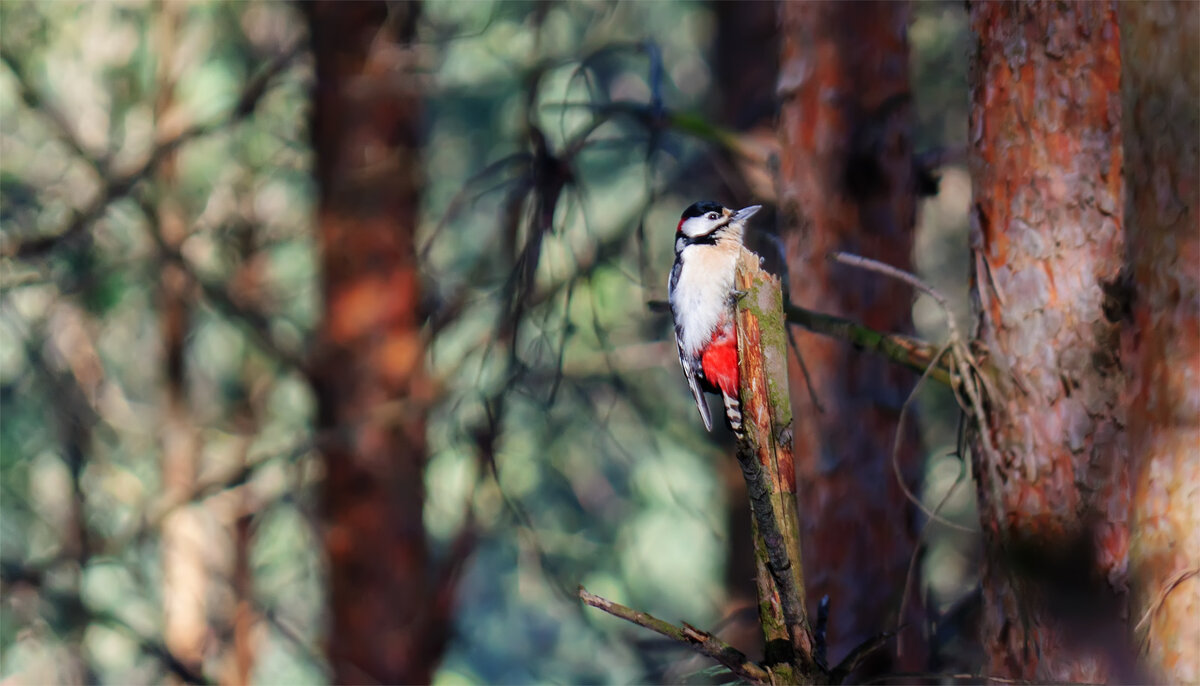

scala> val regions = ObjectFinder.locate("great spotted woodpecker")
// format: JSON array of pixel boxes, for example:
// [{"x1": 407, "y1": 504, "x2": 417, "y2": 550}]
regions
[{"x1": 669, "y1": 201, "x2": 761, "y2": 435}]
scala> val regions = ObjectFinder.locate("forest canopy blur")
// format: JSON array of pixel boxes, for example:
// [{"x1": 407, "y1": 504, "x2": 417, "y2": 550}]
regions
[
  {"x1": 0, "y1": 1, "x2": 965, "y2": 682},
  {"x1": 4, "y1": 1, "x2": 1196, "y2": 685}
]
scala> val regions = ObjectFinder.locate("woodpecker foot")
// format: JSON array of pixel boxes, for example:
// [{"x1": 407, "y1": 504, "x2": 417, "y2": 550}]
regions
[{"x1": 731, "y1": 289, "x2": 749, "y2": 303}]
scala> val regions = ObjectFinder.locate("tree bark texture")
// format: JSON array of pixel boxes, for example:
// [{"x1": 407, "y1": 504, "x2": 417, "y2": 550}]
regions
[
  {"x1": 1120, "y1": 3, "x2": 1200, "y2": 682},
  {"x1": 735, "y1": 249, "x2": 816, "y2": 679},
  {"x1": 776, "y1": 1, "x2": 924, "y2": 675},
  {"x1": 307, "y1": 2, "x2": 445, "y2": 683},
  {"x1": 968, "y1": 3, "x2": 1128, "y2": 681}
]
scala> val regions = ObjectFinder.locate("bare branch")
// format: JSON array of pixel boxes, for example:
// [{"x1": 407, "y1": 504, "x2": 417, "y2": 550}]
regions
[
  {"x1": 784, "y1": 300, "x2": 953, "y2": 386},
  {"x1": 577, "y1": 586, "x2": 771, "y2": 685},
  {"x1": 897, "y1": 446, "x2": 974, "y2": 658},
  {"x1": 0, "y1": 562, "x2": 212, "y2": 685},
  {"x1": 785, "y1": 318, "x2": 826, "y2": 414},
  {"x1": 892, "y1": 343, "x2": 978, "y2": 534},
  {"x1": 1134, "y1": 566, "x2": 1200, "y2": 652},
  {"x1": 829, "y1": 628, "x2": 898, "y2": 684},
  {"x1": 2, "y1": 41, "x2": 304, "y2": 261},
  {"x1": 735, "y1": 430, "x2": 811, "y2": 657},
  {"x1": 829, "y1": 250, "x2": 1000, "y2": 473},
  {"x1": 831, "y1": 251, "x2": 954, "y2": 319},
  {"x1": 0, "y1": 48, "x2": 105, "y2": 170}
]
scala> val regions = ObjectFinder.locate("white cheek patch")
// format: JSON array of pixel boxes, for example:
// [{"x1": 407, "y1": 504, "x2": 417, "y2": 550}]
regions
[{"x1": 680, "y1": 216, "x2": 720, "y2": 238}]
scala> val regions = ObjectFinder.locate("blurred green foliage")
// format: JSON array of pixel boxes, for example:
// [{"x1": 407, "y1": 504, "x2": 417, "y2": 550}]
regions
[
  {"x1": 1, "y1": 1, "x2": 976, "y2": 683},
  {"x1": 2, "y1": 1, "x2": 319, "y2": 683},
  {"x1": 420, "y1": 3, "x2": 736, "y2": 681}
]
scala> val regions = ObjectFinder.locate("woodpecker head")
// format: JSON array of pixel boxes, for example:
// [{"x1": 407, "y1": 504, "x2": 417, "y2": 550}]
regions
[{"x1": 675, "y1": 201, "x2": 761, "y2": 246}]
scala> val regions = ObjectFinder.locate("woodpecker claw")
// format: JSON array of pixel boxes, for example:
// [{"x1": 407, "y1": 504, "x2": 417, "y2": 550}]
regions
[{"x1": 732, "y1": 289, "x2": 749, "y2": 303}]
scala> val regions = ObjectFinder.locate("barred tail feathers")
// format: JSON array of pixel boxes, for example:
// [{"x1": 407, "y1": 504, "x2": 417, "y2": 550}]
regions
[{"x1": 721, "y1": 390, "x2": 744, "y2": 439}]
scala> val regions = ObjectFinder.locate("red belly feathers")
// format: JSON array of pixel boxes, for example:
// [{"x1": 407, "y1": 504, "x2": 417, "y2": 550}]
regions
[{"x1": 700, "y1": 322, "x2": 738, "y2": 398}]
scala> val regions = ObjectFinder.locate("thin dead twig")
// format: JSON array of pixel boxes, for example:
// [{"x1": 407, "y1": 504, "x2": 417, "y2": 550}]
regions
[
  {"x1": 786, "y1": 319, "x2": 826, "y2": 414},
  {"x1": 1133, "y1": 566, "x2": 1200, "y2": 653},
  {"x1": 783, "y1": 300, "x2": 952, "y2": 387},
  {"x1": 830, "y1": 251, "x2": 999, "y2": 468},
  {"x1": 829, "y1": 628, "x2": 899, "y2": 684},
  {"x1": 578, "y1": 586, "x2": 770, "y2": 685},
  {"x1": 0, "y1": 48, "x2": 106, "y2": 170},
  {"x1": 3, "y1": 41, "x2": 304, "y2": 260},
  {"x1": 891, "y1": 342, "x2": 978, "y2": 535},
  {"x1": 0, "y1": 566, "x2": 212, "y2": 685},
  {"x1": 897, "y1": 448, "x2": 974, "y2": 658},
  {"x1": 891, "y1": 338, "x2": 979, "y2": 660}
]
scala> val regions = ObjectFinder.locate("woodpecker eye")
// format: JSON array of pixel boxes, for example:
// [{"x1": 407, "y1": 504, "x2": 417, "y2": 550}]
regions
[{"x1": 706, "y1": 212, "x2": 719, "y2": 220}]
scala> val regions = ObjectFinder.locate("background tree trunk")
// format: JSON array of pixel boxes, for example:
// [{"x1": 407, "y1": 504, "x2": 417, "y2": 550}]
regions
[
  {"x1": 711, "y1": 0, "x2": 780, "y2": 659},
  {"x1": 967, "y1": 2, "x2": 1128, "y2": 681},
  {"x1": 1121, "y1": 3, "x2": 1200, "y2": 682},
  {"x1": 714, "y1": 0, "x2": 778, "y2": 133},
  {"x1": 155, "y1": 3, "x2": 209, "y2": 674},
  {"x1": 775, "y1": 1, "x2": 925, "y2": 675},
  {"x1": 307, "y1": 2, "x2": 445, "y2": 682}
]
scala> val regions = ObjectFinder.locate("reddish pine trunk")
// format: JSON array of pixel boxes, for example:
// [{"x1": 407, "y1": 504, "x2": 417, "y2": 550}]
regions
[
  {"x1": 1121, "y1": 3, "x2": 1200, "y2": 681},
  {"x1": 967, "y1": 3, "x2": 1128, "y2": 681},
  {"x1": 776, "y1": 1, "x2": 924, "y2": 674},
  {"x1": 307, "y1": 2, "x2": 445, "y2": 682}
]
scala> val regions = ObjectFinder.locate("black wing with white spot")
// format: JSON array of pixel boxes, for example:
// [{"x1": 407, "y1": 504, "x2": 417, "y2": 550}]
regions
[{"x1": 669, "y1": 258, "x2": 712, "y2": 431}]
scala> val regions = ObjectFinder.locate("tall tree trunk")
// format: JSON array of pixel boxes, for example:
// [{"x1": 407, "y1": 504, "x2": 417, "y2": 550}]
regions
[
  {"x1": 1121, "y1": 3, "x2": 1200, "y2": 682},
  {"x1": 776, "y1": 1, "x2": 925, "y2": 675},
  {"x1": 967, "y1": 3, "x2": 1128, "y2": 681},
  {"x1": 307, "y1": 2, "x2": 445, "y2": 682},
  {"x1": 44, "y1": 304, "x2": 103, "y2": 685},
  {"x1": 714, "y1": 0, "x2": 778, "y2": 132},
  {"x1": 155, "y1": 3, "x2": 209, "y2": 674}
]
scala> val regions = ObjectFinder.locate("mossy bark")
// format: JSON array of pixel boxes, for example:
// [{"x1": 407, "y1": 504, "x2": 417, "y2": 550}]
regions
[{"x1": 735, "y1": 249, "x2": 817, "y2": 681}]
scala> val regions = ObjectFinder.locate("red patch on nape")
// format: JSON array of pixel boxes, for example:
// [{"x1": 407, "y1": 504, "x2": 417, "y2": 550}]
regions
[
  {"x1": 676, "y1": 218, "x2": 685, "y2": 234},
  {"x1": 700, "y1": 325, "x2": 739, "y2": 397}
]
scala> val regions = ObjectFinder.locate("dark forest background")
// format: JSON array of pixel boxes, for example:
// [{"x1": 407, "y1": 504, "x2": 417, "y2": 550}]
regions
[{"x1": 2, "y1": 1, "x2": 1196, "y2": 685}]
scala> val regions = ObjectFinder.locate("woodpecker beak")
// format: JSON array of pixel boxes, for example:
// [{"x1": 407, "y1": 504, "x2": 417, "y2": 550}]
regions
[{"x1": 733, "y1": 205, "x2": 762, "y2": 222}]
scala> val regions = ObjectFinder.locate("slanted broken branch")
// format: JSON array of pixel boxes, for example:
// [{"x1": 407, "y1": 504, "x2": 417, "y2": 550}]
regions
[{"x1": 734, "y1": 248, "x2": 819, "y2": 679}]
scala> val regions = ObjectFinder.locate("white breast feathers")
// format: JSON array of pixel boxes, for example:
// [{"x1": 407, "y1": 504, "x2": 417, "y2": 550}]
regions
[{"x1": 672, "y1": 243, "x2": 739, "y2": 357}]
